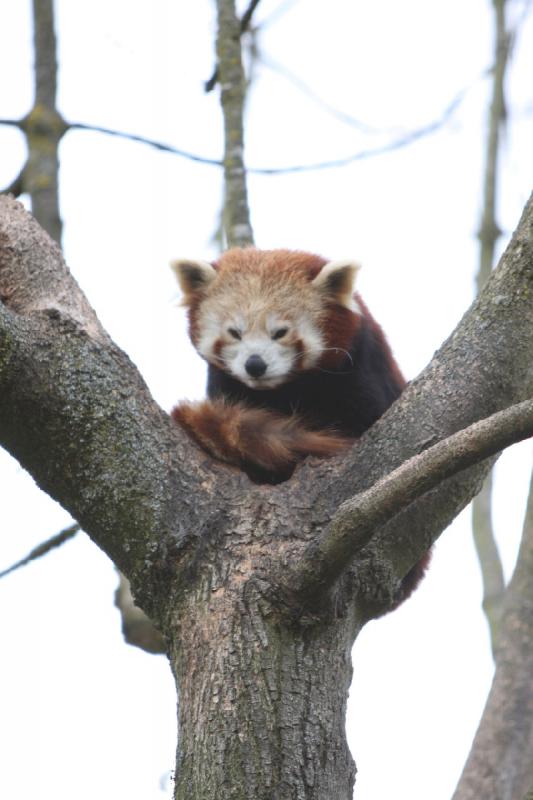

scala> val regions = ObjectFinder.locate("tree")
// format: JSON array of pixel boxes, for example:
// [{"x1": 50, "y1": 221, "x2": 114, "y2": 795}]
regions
[
  {"x1": 1, "y1": 1, "x2": 533, "y2": 798},
  {"x1": 1, "y1": 184, "x2": 532, "y2": 798}
]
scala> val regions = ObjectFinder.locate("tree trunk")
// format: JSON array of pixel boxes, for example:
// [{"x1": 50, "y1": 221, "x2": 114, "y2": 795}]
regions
[
  {"x1": 453, "y1": 468, "x2": 533, "y2": 800},
  {"x1": 169, "y1": 568, "x2": 359, "y2": 799}
]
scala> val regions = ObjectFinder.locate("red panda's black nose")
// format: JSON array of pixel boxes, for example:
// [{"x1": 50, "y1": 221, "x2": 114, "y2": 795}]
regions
[{"x1": 245, "y1": 355, "x2": 267, "y2": 378}]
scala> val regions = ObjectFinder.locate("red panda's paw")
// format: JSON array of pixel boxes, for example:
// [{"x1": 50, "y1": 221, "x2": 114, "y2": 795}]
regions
[{"x1": 171, "y1": 399, "x2": 351, "y2": 481}]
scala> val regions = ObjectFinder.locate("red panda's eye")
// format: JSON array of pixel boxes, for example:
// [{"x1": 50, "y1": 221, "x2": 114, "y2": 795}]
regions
[
  {"x1": 228, "y1": 328, "x2": 242, "y2": 340},
  {"x1": 272, "y1": 327, "x2": 289, "y2": 341}
]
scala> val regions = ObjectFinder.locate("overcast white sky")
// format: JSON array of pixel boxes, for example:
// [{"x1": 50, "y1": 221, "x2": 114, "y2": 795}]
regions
[{"x1": 1, "y1": 1, "x2": 532, "y2": 798}]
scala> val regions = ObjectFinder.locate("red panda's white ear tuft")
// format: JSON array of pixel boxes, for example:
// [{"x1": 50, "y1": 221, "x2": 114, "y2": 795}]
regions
[
  {"x1": 171, "y1": 259, "x2": 217, "y2": 305},
  {"x1": 311, "y1": 260, "x2": 361, "y2": 311}
]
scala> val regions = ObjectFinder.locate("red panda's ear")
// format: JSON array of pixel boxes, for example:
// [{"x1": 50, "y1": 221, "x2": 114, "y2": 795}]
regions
[
  {"x1": 171, "y1": 259, "x2": 217, "y2": 305},
  {"x1": 311, "y1": 260, "x2": 360, "y2": 310}
]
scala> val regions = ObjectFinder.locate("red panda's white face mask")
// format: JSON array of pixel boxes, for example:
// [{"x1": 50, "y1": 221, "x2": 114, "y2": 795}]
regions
[{"x1": 172, "y1": 252, "x2": 360, "y2": 390}]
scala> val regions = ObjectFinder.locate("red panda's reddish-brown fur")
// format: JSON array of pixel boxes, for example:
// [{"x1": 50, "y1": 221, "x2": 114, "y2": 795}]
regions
[{"x1": 172, "y1": 399, "x2": 349, "y2": 482}]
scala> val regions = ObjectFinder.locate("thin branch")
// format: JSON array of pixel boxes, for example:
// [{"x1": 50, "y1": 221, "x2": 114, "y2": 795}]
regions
[
  {"x1": 260, "y1": 54, "x2": 389, "y2": 134},
  {"x1": 477, "y1": 0, "x2": 511, "y2": 291},
  {"x1": 471, "y1": 0, "x2": 512, "y2": 656},
  {"x1": 262, "y1": 55, "x2": 488, "y2": 136},
  {"x1": 205, "y1": 0, "x2": 262, "y2": 92},
  {"x1": 1, "y1": 73, "x2": 478, "y2": 179},
  {"x1": 258, "y1": 0, "x2": 299, "y2": 29},
  {"x1": 215, "y1": 0, "x2": 254, "y2": 247},
  {"x1": 68, "y1": 122, "x2": 222, "y2": 166},
  {"x1": 249, "y1": 82, "x2": 474, "y2": 174},
  {"x1": 0, "y1": 522, "x2": 79, "y2": 579},
  {"x1": 281, "y1": 399, "x2": 533, "y2": 606},
  {"x1": 64, "y1": 87, "x2": 466, "y2": 177},
  {"x1": 471, "y1": 471, "x2": 505, "y2": 652}
]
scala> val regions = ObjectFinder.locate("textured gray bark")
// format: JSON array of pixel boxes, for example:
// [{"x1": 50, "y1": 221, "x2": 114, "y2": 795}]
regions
[
  {"x1": 453, "y1": 468, "x2": 533, "y2": 800},
  {"x1": 1, "y1": 193, "x2": 532, "y2": 797}
]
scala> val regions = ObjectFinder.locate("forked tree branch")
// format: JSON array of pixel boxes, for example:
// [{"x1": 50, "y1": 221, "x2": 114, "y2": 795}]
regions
[
  {"x1": 1, "y1": 192, "x2": 532, "y2": 622},
  {"x1": 281, "y1": 400, "x2": 533, "y2": 604}
]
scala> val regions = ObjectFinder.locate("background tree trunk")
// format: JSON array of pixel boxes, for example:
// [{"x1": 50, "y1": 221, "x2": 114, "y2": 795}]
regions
[{"x1": 453, "y1": 469, "x2": 533, "y2": 800}]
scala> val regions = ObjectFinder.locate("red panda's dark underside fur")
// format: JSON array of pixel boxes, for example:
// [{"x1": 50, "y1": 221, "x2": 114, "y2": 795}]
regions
[{"x1": 171, "y1": 248, "x2": 430, "y2": 607}]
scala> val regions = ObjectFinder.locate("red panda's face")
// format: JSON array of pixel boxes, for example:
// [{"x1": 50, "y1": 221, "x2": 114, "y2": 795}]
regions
[{"x1": 172, "y1": 249, "x2": 360, "y2": 390}]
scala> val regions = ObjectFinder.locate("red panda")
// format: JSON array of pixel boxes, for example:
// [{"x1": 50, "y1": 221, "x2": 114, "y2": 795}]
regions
[
  {"x1": 171, "y1": 248, "x2": 429, "y2": 603},
  {"x1": 171, "y1": 247, "x2": 405, "y2": 480}
]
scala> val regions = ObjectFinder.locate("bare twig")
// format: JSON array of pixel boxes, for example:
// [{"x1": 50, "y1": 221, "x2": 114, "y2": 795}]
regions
[
  {"x1": 281, "y1": 399, "x2": 533, "y2": 606},
  {"x1": 262, "y1": 55, "x2": 488, "y2": 136},
  {"x1": 0, "y1": 73, "x2": 480, "y2": 179},
  {"x1": 258, "y1": 0, "x2": 298, "y2": 29},
  {"x1": 68, "y1": 122, "x2": 222, "y2": 165},
  {"x1": 0, "y1": 523, "x2": 79, "y2": 579},
  {"x1": 472, "y1": 471, "x2": 505, "y2": 651},
  {"x1": 58, "y1": 86, "x2": 467, "y2": 177},
  {"x1": 260, "y1": 54, "x2": 389, "y2": 134}
]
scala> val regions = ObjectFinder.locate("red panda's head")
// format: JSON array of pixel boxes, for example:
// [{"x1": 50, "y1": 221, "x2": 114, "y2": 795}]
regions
[{"x1": 172, "y1": 248, "x2": 361, "y2": 390}]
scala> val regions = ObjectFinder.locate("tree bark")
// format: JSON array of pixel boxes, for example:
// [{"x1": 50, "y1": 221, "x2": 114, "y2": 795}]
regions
[
  {"x1": 215, "y1": 0, "x2": 254, "y2": 247},
  {"x1": 453, "y1": 467, "x2": 533, "y2": 800},
  {"x1": 22, "y1": 0, "x2": 66, "y2": 242},
  {"x1": 170, "y1": 565, "x2": 359, "y2": 799},
  {"x1": 1, "y1": 193, "x2": 532, "y2": 796}
]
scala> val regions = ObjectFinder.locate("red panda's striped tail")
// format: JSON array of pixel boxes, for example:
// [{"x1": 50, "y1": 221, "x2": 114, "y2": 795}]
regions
[{"x1": 172, "y1": 399, "x2": 350, "y2": 482}]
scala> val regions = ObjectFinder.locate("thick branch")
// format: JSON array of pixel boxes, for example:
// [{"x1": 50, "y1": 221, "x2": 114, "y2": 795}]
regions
[
  {"x1": 281, "y1": 400, "x2": 533, "y2": 605},
  {"x1": 266, "y1": 191, "x2": 533, "y2": 613},
  {"x1": 0, "y1": 196, "x2": 227, "y2": 620}
]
